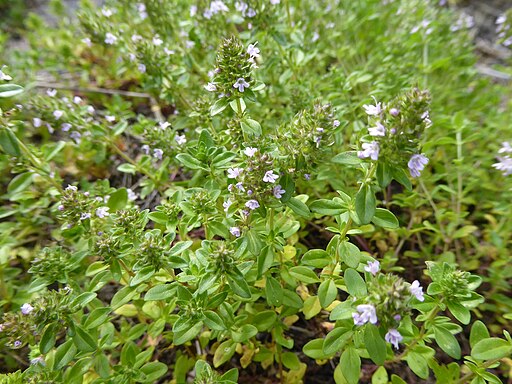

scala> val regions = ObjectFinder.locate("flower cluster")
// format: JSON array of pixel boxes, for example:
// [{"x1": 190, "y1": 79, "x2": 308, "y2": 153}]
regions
[
  {"x1": 352, "y1": 261, "x2": 425, "y2": 350},
  {"x1": 495, "y1": 11, "x2": 512, "y2": 47},
  {"x1": 492, "y1": 141, "x2": 512, "y2": 176},
  {"x1": 358, "y1": 88, "x2": 431, "y2": 178},
  {"x1": 208, "y1": 36, "x2": 256, "y2": 100}
]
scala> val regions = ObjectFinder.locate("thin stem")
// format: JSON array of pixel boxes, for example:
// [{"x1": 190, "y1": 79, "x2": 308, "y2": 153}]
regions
[
  {"x1": 418, "y1": 179, "x2": 448, "y2": 243},
  {"x1": 457, "y1": 359, "x2": 501, "y2": 384}
]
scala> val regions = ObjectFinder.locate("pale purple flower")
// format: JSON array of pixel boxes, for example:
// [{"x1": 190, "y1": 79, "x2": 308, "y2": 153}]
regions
[
  {"x1": 263, "y1": 170, "x2": 279, "y2": 183},
  {"x1": 138, "y1": 64, "x2": 146, "y2": 73},
  {"x1": 47, "y1": 88, "x2": 57, "y2": 97},
  {"x1": 236, "y1": 1, "x2": 248, "y2": 13},
  {"x1": 333, "y1": 120, "x2": 340, "y2": 127},
  {"x1": 408, "y1": 154, "x2": 429, "y2": 178},
  {"x1": 105, "y1": 115, "x2": 116, "y2": 123},
  {"x1": 13, "y1": 340, "x2": 22, "y2": 348},
  {"x1": 227, "y1": 167, "x2": 243, "y2": 179},
  {"x1": 82, "y1": 37, "x2": 92, "y2": 47},
  {"x1": 244, "y1": 147, "x2": 257, "y2": 157},
  {"x1": 66, "y1": 184, "x2": 78, "y2": 192},
  {"x1": 364, "y1": 260, "x2": 380, "y2": 276},
  {"x1": 236, "y1": 182, "x2": 245, "y2": 192},
  {"x1": 137, "y1": 3, "x2": 147, "y2": 19},
  {"x1": 496, "y1": 15, "x2": 506, "y2": 25},
  {"x1": 368, "y1": 122, "x2": 386, "y2": 137},
  {"x1": 358, "y1": 141, "x2": 380, "y2": 161},
  {"x1": 246, "y1": 8, "x2": 256, "y2": 17},
  {"x1": 20, "y1": 303, "x2": 34, "y2": 315},
  {"x1": 205, "y1": 82, "x2": 217, "y2": 91},
  {"x1": 33, "y1": 118, "x2": 42, "y2": 127},
  {"x1": 304, "y1": 173, "x2": 311, "y2": 180},
  {"x1": 247, "y1": 43, "x2": 260, "y2": 58},
  {"x1": 30, "y1": 356, "x2": 45, "y2": 365},
  {"x1": 223, "y1": 200, "x2": 233, "y2": 212},
  {"x1": 61, "y1": 123, "x2": 72, "y2": 132},
  {"x1": 390, "y1": 108, "x2": 399, "y2": 116},
  {"x1": 233, "y1": 78, "x2": 249, "y2": 92},
  {"x1": 175, "y1": 134, "x2": 187, "y2": 145},
  {"x1": 131, "y1": 34, "x2": 142, "y2": 43},
  {"x1": 186, "y1": 40, "x2": 195, "y2": 49},
  {"x1": 153, "y1": 148, "x2": 163, "y2": 160},
  {"x1": 493, "y1": 156, "x2": 512, "y2": 176},
  {"x1": 385, "y1": 329, "x2": 403, "y2": 349},
  {"x1": 352, "y1": 304, "x2": 378, "y2": 325},
  {"x1": 394, "y1": 314, "x2": 402, "y2": 321},
  {"x1": 141, "y1": 144, "x2": 150, "y2": 155},
  {"x1": 270, "y1": 0, "x2": 280, "y2": 4},
  {"x1": 410, "y1": 280, "x2": 425, "y2": 301},
  {"x1": 363, "y1": 97, "x2": 382, "y2": 116},
  {"x1": 210, "y1": 0, "x2": 229, "y2": 13},
  {"x1": 164, "y1": 47, "x2": 175, "y2": 55},
  {"x1": 190, "y1": 5, "x2": 198, "y2": 16},
  {"x1": 230, "y1": 227, "x2": 241, "y2": 237},
  {"x1": 245, "y1": 199, "x2": 260, "y2": 210},
  {"x1": 87, "y1": 106, "x2": 95, "y2": 114},
  {"x1": 498, "y1": 141, "x2": 512, "y2": 154},
  {"x1": 73, "y1": 96, "x2": 82, "y2": 104},
  {"x1": 80, "y1": 213, "x2": 91, "y2": 220},
  {"x1": 58, "y1": 204, "x2": 65, "y2": 211},
  {"x1": 273, "y1": 185, "x2": 286, "y2": 199},
  {"x1": 311, "y1": 31, "x2": 320, "y2": 43},
  {"x1": 96, "y1": 207, "x2": 110, "y2": 218},
  {"x1": 70, "y1": 131, "x2": 81, "y2": 143},
  {"x1": 105, "y1": 33, "x2": 118, "y2": 45},
  {"x1": 53, "y1": 110, "x2": 63, "y2": 120}
]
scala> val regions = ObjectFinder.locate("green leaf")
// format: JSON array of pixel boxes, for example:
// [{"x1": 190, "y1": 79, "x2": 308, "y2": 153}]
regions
[
  {"x1": 241, "y1": 119, "x2": 262, "y2": 136},
  {"x1": 332, "y1": 151, "x2": 362, "y2": 165},
  {"x1": 434, "y1": 326, "x2": 461, "y2": 359},
  {"x1": 232, "y1": 324, "x2": 258, "y2": 343},
  {"x1": 405, "y1": 352, "x2": 429, "y2": 379},
  {"x1": 203, "y1": 311, "x2": 225, "y2": 331},
  {"x1": 130, "y1": 266, "x2": 155, "y2": 287},
  {"x1": 371, "y1": 208, "x2": 399, "y2": 229},
  {"x1": 54, "y1": 339, "x2": 77, "y2": 370},
  {"x1": 252, "y1": 311, "x2": 277, "y2": 332},
  {"x1": 364, "y1": 325, "x2": 387, "y2": 365},
  {"x1": 289, "y1": 266, "x2": 320, "y2": 284},
  {"x1": 84, "y1": 307, "x2": 112, "y2": 330},
  {"x1": 73, "y1": 326, "x2": 97, "y2": 352},
  {"x1": 323, "y1": 327, "x2": 352, "y2": 355},
  {"x1": 0, "y1": 128, "x2": 21, "y2": 156},
  {"x1": 472, "y1": 338, "x2": 512, "y2": 360},
  {"x1": 169, "y1": 240, "x2": 193, "y2": 256},
  {"x1": 211, "y1": 151, "x2": 237, "y2": 168},
  {"x1": 339, "y1": 346, "x2": 361, "y2": 384},
  {"x1": 0, "y1": 84, "x2": 23, "y2": 98},
  {"x1": 303, "y1": 338, "x2": 330, "y2": 359},
  {"x1": 176, "y1": 153, "x2": 207, "y2": 170},
  {"x1": 139, "y1": 362, "x2": 168, "y2": 383},
  {"x1": 338, "y1": 241, "x2": 361, "y2": 268},
  {"x1": 40, "y1": 323, "x2": 58, "y2": 354},
  {"x1": 173, "y1": 319, "x2": 203, "y2": 345},
  {"x1": 318, "y1": 279, "x2": 337, "y2": 308},
  {"x1": 470, "y1": 321, "x2": 490, "y2": 349},
  {"x1": 210, "y1": 98, "x2": 229, "y2": 116},
  {"x1": 355, "y1": 185, "x2": 376, "y2": 225},
  {"x1": 390, "y1": 374, "x2": 407, "y2": 384},
  {"x1": 7, "y1": 172, "x2": 33, "y2": 195},
  {"x1": 391, "y1": 168, "x2": 412, "y2": 191},
  {"x1": 286, "y1": 197, "x2": 311, "y2": 218},
  {"x1": 446, "y1": 300, "x2": 471, "y2": 324},
  {"x1": 344, "y1": 268, "x2": 367, "y2": 297},
  {"x1": 110, "y1": 286, "x2": 138, "y2": 309},
  {"x1": 278, "y1": 173, "x2": 295, "y2": 203},
  {"x1": 148, "y1": 211, "x2": 168, "y2": 224},
  {"x1": 372, "y1": 367, "x2": 388, "y2": 384},
  {"x1": 265, "y1": 276, "x2": 283, "y2": 307},
  {"x1": 144, "y1": 284, "x2": 175, "y2": 301},
  {"x1": 281, "y1": 352, "x2": 301, "y2": 371},
  {"x1": 227, "y1": 268, "x2": 251, "y2": 298},
  {"x1": 257, "y1": 245, "x2": 274, "y2": 277},
  {"x1": 107, "y1": 188, "x2": 128, "y2": 211},
  {"x1": 310, "y1": 199, "x2": 346, "y2": 215},
  {"x1": 117, "y1": 163, "x2": 137, "y2": 174},
  {"x1": 213, "y1": 339, "x2": 236, "y2": 367},
  {"x1": 301, "y1": 249, "x2": 331, "y2": 268}
]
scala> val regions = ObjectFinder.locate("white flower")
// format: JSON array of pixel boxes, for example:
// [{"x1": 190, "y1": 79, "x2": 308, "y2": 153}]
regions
[
  {"x1": 190, "y1": 5, "x2": 198, "y2": 16},
  {"x1": 273, "y1": 185, "x2": 286, "y2": 199},
  {"x1": 363, "y1": 96, "x2": 382, "y2": 116},
  {"x1": 141, "y1": 144, "x2": 150, "y2": 154},
  {"x1": 247, "y1": 43, "x2": 260, "y2": 58},
  {"x1": 131, "y1": 34, "x2": 142, "y2": 42},
  {"x1": 233, "y1": 78, "x2": 249, "y2": 92},
  {"x1": 82, "y1": 37, "x2": 92, "y2": 47},
  {"x1": 245, "y1": 199, "x2": 260, "y2": 210},
  {"x1": 20, "y1": 303, "x2": 34, "y2": 315},
  {"x1": 364, "y1": 260, "x2": 380, "y2": 276},
  {"x1": 66, "y1": 184, "x2": 78, "y2": 191},
  {"x1": 138, "y1": 64, "x2": 146, "y2": 73},
  {"x1": 47, "y1": 88, "x2": 57, "y2": 97},
  {"x1": 408, "y1": 154, "x2": 429, "y2": 178},
  {"x1": 368, "y1": 122, "x2": 386, "y2": 136},
  {"x1": 164, "y1": 47, "x2": 175, "y2": 55},
  {"x1": 105, "y1": 33, "x2": 118, "y2": 45},
  {"x1": 153, "y1": 35, "x2": 163, "y2": 46},
  {"x1": 87, "y1": 106, "x2": 95, "y2": 114},
  {"x1": 80, "y1": 213, "x2": 91, "y2": 220},
  {"x1": 96, "y1": 207, "x2": 110, "y2": 218},
  {"x1": 410, "y1": 280, "x2": 425, "y2": 301},
  {"x1": 175, "y1": 134, "x2": 187, "y2": 145},
  {"x1": 236, "y1": 182, "x2": 245, "y2": 192},
  {"x1": 159, "y1": 122, "x2": 170, "y2": 130},
  {"x1": 223, "y1": 199, "x2": 233, "y2": 212},
  {"x1": 230, "y1": 227, "x2": 241, "y2": 237},
  {"x1": 53, "y1": 110, "x2": 64, "y2": 120},
  {"x1": 263, "y1": 170, "x2": 279, "y2": 183},
  {"x1": 385, "y1": 329, "x2": 403, "y2": 350},
  {"x1": 496, "y1": 15, "x2": 507, "y2": 25},
  {"x1": 0, "y1": 68, "x2": 12, "y2": 81},
  {"x1": 73, "y1": 96, "x2": 82, "y2": 104},
  {"x1": 270, "y1": 0, "x2": 280, "y2": 4},
  {"x1": 105, "y1": 115, "x2": 116, "y2": 123},
  {"x1": 498, "y1": 141, "x2": 512, "y2": 154},
  {"x1": 61, "y1": 123, "x2": 72, "y2": 132},
  {"x1": 244, "y1": 147, "x2": 257, "y2": 157},
  {"x1": 101, "y1": 7, "x2": 113, "y2": 17},
  {"x1": 205, "y1": 82, "x2": 217, "y2": 91},
  {"x1": 127, "y1": 188, "x2": 138, "y2": 201},
  {"x1": 227, "y1": 167, "x2": 243, "y2": 179},
  {"x1": 333, "y1": 120, "x2": 340, "y2": 127},
  {"x1": 357, "y1": 141, "x2": 380, "y2": 161}
]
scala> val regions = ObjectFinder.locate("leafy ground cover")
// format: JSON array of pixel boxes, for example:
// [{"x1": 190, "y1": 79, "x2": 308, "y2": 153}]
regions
[{"x1": 0, "y1": 0, "x2": 511, "y2": 383}]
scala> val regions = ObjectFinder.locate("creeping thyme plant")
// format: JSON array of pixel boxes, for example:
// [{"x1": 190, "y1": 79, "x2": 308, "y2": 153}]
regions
[{"x1": 1, "y1": 0, "x2": 512, "y2": 383}]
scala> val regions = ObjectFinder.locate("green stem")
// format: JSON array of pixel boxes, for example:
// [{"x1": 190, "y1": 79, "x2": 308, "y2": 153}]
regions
[{"x1": 457, "y1": 358, "x2": 501, "y2": 384}]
